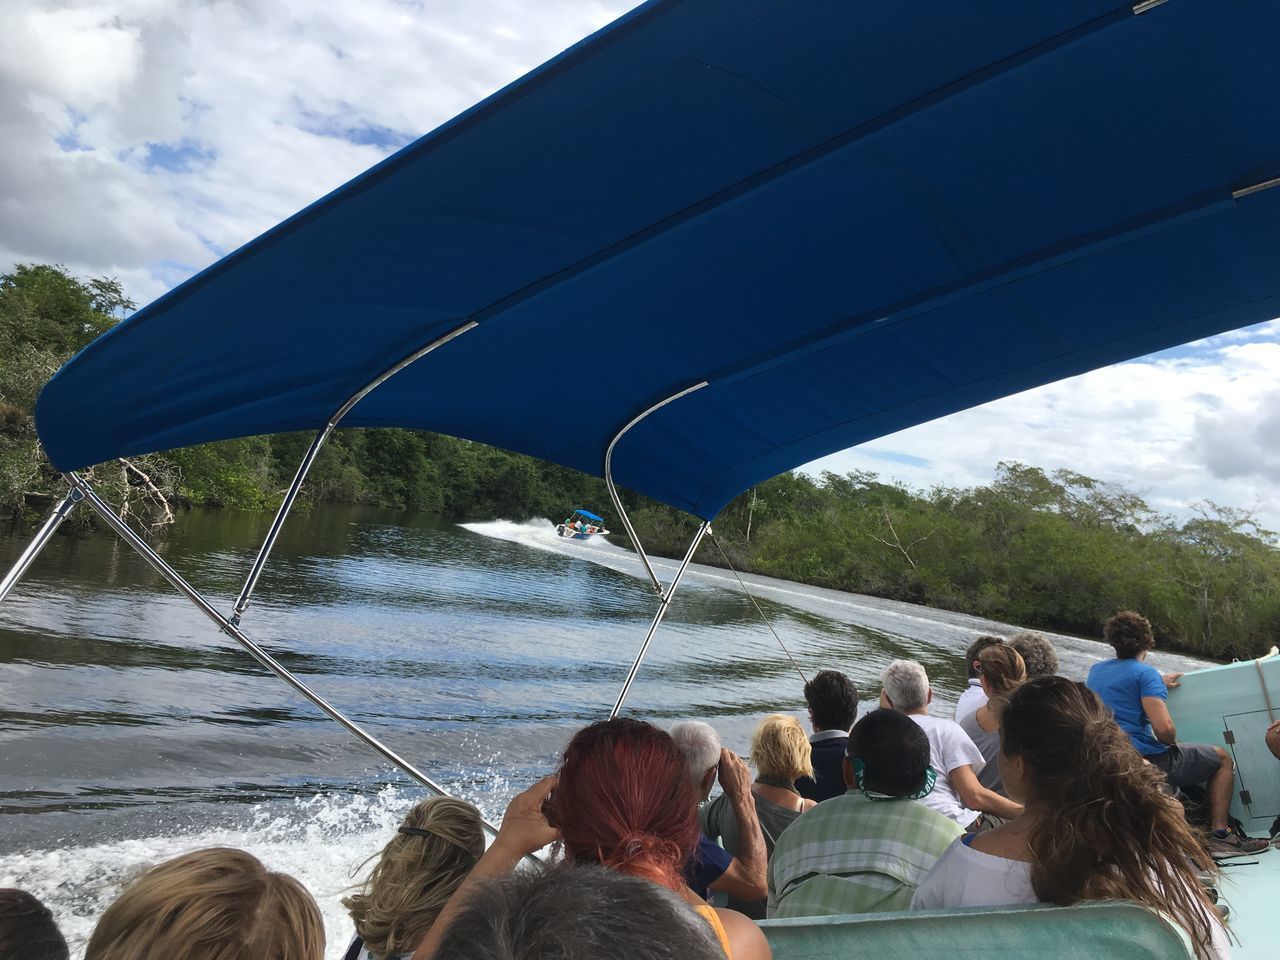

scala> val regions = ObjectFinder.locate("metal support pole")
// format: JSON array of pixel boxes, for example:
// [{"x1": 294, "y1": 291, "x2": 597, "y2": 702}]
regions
[
  {"x1": 232, "y1": 320, "x2": 477, "y2": 624},
  {"x1": 66, "y1": 471, "x2": 514, "y2": 846},
  {"x1": 603, "y1": 382, "x2": 708, "y2": 596},
  {"x1": 609, "y1": 520, "x2": 710, "y2": 719},
  {"x1": 0, "y1": 486, "x2": 83, "y2": 604}
]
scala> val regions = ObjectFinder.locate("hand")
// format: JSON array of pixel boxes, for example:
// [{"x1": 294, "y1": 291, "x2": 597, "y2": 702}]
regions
[
  {"x1": 493, "y1": 775, "x2": 560, "y2": 858},
  {"x1": 1162, "y1": 672, "x2": 1184, "y2": 689},
  {"x1": 717, "y1": 748, "x2": 752, "y2": 800}
]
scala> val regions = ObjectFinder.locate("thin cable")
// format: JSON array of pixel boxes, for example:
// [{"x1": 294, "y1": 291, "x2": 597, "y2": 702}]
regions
[{"x1": 709, "y1": 532, "x2": 807, "y2": 686}]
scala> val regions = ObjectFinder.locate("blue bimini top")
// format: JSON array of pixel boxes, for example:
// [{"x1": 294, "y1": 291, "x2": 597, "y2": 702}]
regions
[
  {"x1": 572, "y1": 510, "x2": 605, "y2": 524},
  {"x1": 33, "y1": 0, "x2": 1280, "y2": 520}
]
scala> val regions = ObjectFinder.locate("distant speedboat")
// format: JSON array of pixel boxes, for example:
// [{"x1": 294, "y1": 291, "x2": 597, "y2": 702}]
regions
[{"x1": 556, "y1": 509, "x2": 609, "y2": 540}]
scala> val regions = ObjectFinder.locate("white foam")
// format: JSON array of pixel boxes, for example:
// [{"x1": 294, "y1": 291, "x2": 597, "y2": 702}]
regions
[
  {"x1": 459, "y1": 518, "x2": 624, "y2": 556},
  {"x1": 1, "y1": 788, "x2": 449, "y2": 960}
]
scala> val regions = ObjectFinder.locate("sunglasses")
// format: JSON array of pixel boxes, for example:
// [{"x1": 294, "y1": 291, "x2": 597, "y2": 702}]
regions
[{"x1": 849, "y1": 756, "x2": 937, "y2": 801}]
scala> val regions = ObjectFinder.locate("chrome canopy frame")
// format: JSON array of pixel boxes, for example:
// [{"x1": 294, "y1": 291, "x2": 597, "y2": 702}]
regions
[
  {"x1": 0, "y1": 328, "x2": 718, "y2": 845},
  {"x1": 232, "y1": 319, "x2": 478, "y2": 626}
]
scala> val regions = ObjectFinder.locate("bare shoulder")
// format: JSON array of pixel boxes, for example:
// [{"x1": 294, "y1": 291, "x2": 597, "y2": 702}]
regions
[{"x1": 715, "y1": 907, "x2": 773, "y2": 960}]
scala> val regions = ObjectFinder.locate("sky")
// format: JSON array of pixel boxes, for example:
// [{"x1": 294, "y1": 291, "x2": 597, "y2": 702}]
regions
[{"x1": 3, "y1": 0, "x2": 1279, "y2": 528}]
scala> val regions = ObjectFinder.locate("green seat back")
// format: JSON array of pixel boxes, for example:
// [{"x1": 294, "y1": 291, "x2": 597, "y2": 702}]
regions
[{"x1": 759, "y1": 902, "x2": 1194, "y2": 960}]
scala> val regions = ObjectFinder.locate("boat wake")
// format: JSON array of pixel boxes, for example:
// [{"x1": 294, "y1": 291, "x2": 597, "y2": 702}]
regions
[
  {"x1": 2, "y1": 786, "x2": 483, "y2": 960},
  {"x1": 460, "y1": 518, "x2": 622, "y2": 555}
]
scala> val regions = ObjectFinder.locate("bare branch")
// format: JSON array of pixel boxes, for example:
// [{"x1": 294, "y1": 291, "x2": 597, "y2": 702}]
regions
[{"x1": 118, "y1": 457, "x2": 175, "y2": 528}]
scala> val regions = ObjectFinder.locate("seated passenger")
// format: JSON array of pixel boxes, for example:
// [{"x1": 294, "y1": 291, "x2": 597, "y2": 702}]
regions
[
  {"x1": 767, "y1": 709, "x2": 962, "y2": 917},
  {"x1": 85, "y1": 847, "x2": 323, "y2": 960},
  {"x1": 1087, "y1": 610, "x2": 1268, "y2": 857},
  {"x1": 954, "y1": 635, "x2": 1004, "y2": 723},
  {"x1": 958, "y1": 646, "x2": 1027, "y2": 797},
  {"x1": 669, "y1": 720, "x2": 768, "y2": 905},
  {"x1": 880, "y1": 660, "x2": 1023, "y2": 827},
  {"x1": 413, "y1": 718, "x2": 771, "y2": 960},
  {"x1": 0, "y1": 889, "x2": 68, "y2": 960},
  {"x1": 701, "y1": 714, "x2": 816, "y2": 918},
  {"x1": 1008, "y1": 631, "x2": 1058, "y2": 679},
  {"x1": 912, "y1": 677, "x2": 1230, "y2": 960},
  {"x1": 794, "y1": 670, "x2": 859, "y2": 802},
  {"x1": 343, "y1": 796, "x2": 485, "y2": 960},
  {"x1": 433, "y1": 862, "x2": 725, "y2": 960}
]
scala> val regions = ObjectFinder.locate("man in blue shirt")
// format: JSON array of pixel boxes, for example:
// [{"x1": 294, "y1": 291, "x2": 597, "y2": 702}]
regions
[
  {"x1": 1087, "y1": 610, "x2": 1267, "y2": 858},
  {"x1": 670, "y1": 721, "x2": 768, "y2": 902}
]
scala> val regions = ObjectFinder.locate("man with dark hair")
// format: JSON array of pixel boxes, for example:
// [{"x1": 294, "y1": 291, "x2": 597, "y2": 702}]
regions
[
  {"x1": 434, "y1": 862, "x2": 726, "y2": 960},
  {"x1": 795, "y1": 669, "x2": 859, "y2": 802},
  {"x1": 954, "y1": 635, "x2": 1004, "y2": 723},
  {"x1": 767, "y1": 709, "x2": 963, "y2": 917},
  {"x1": 1087, "y1": 610, "x2": 1268, "y2": 857},
  {"x1": 1007, "y1": 631, "x2": 1059, "y2": 679},
  {"x1": 0, "y1": 889, "x2": 68, "y2": 960}
]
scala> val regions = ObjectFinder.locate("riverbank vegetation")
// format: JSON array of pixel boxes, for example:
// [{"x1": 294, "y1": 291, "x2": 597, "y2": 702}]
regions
[{"x1": 4, "y1": 264, "x2": 1279, "y2": 660}]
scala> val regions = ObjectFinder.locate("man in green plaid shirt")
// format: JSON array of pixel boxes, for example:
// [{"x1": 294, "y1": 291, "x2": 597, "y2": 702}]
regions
[{"x1": 767, "y1": 709, "x2": 963, "y2": 917}]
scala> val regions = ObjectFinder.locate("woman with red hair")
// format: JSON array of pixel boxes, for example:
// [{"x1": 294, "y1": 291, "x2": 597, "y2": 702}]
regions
[{"x1": 414, "y1": 718, "x2": 771, "y2": 959}]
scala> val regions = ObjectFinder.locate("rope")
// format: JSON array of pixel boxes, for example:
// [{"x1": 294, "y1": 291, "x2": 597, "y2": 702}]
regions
[
  {"x1": 709, "y1": 532, "x2": 807, "y2": 686},
  {"x1": 1256, "y1": 656, "x2": 1276, "y2": 723}
]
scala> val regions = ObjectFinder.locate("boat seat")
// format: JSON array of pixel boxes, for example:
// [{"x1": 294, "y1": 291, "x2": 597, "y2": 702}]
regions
[{"x1": 759, "y1": 901, "x2": 1195, "y2": 960}]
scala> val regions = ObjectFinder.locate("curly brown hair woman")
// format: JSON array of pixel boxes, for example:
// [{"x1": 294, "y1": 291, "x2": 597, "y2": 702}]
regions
[{"x1": 913, "y1": 678, "x2": 1228, "y2": 959}]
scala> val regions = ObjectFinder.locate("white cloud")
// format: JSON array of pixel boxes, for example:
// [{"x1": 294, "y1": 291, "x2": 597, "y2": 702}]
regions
[
  {"x1": 806, "y1": 323, "x2": 1280, "y2": 528},
  {"x1": 4, "y1": 0, "x2": 1280, "y2": 526},
  {"x1": 0, "y1": 0, "x2": 637, "y2": 303}
]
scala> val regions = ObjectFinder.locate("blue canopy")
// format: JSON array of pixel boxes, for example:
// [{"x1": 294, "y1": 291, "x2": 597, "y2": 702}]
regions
[
  {"x1": 570, "y1": 509, "x2": 605, "y2": 523},
  {"x1": 34, "y1": 1, "x2": 1280, "y2": 520}
]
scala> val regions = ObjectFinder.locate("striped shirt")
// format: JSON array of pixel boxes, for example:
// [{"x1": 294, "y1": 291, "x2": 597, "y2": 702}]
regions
[{"x1": 767, "y1": 793, "x2": 963, "y2": 918}]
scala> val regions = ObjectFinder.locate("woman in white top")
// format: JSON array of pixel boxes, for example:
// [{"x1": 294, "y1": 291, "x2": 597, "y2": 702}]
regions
[{"x1": 912, "y1": 677, "x2": 1229, "y2": 960}]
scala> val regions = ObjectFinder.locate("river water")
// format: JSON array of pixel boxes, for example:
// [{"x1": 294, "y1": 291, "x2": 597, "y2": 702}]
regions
[{"x1": 0, "y1": 506, "x2": 1210, "y2": 956}]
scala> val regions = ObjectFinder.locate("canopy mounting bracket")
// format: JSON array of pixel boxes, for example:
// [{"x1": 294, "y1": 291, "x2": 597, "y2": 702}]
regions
[{"x1": 609, "y1": 519, "x2": 710, "y2": 719}]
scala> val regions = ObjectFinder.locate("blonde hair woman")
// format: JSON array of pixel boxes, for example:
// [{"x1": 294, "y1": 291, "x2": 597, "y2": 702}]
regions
[
  {"x1": 343, "y1": 797, "x2": 484, "y2": 960},
  {"x1": 85, "y1": 847, "x2": 322, "y2": 960},
  {"x1": 958, "y1": 645, "x2": 1027, "y2": 796},
  {"x1": 700, "y1": 713, "x2": 815, "y2": 919}
]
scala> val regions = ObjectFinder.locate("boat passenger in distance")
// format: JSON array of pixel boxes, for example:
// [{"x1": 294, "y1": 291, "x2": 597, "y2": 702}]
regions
[
  {"x1": 85, "y1": 847, "x2": 324, "y2": 960},
  {"x1": 767, "y1": 709, "x2": 962, "y2": 917},
  {"x1": 911, "y1": 677, "x2": 1230, "y2": 960},
  {"x1": 1007, "y1": 631, "x2": 1059, "y2": 679},
  {"x1": 700, "y1": 714, "x2": 816, "y2": 919},
  {"x1": 954, "y1": 635, "x2": 1005, "y2": 723},
  {"x1": 0, "y1": 889, "x2": 68, "y2": 960},
  {"x1": 670, "y1": 720, "x2": 769, "y2": 906},
  {"x1": 1087, "y1": 610, "x2": 1269, "y2": 859},
  {"x1": 342, "y1": 796, "x2": 485, "y2": 960},
  {"x1": 958, "y1": 646, "x2": 1027, "y2": 798},
  {"x1": 412, "y1": 719, "x2": 772, "y2": 960},
  {"x1": 880, "y1": 660, "x2": 1024, "y2": 827},
  {"x1": 433, "y1": 862, "x2": 726, "y2": 960},
  {"x1": 794, "y1": 669, "x2": 859, "y2": 802}
]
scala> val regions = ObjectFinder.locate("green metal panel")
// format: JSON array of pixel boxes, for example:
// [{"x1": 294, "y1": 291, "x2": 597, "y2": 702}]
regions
[
  {"x1": 1167, "y1": 652, "x2": 1280, "y2": 837},
  {"x1": 760, "y1": 902, "x2": 1194, "y2": 960},
  {"x1": 1224, "y1": 709, "x2": 1280, "y2": 821}
]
